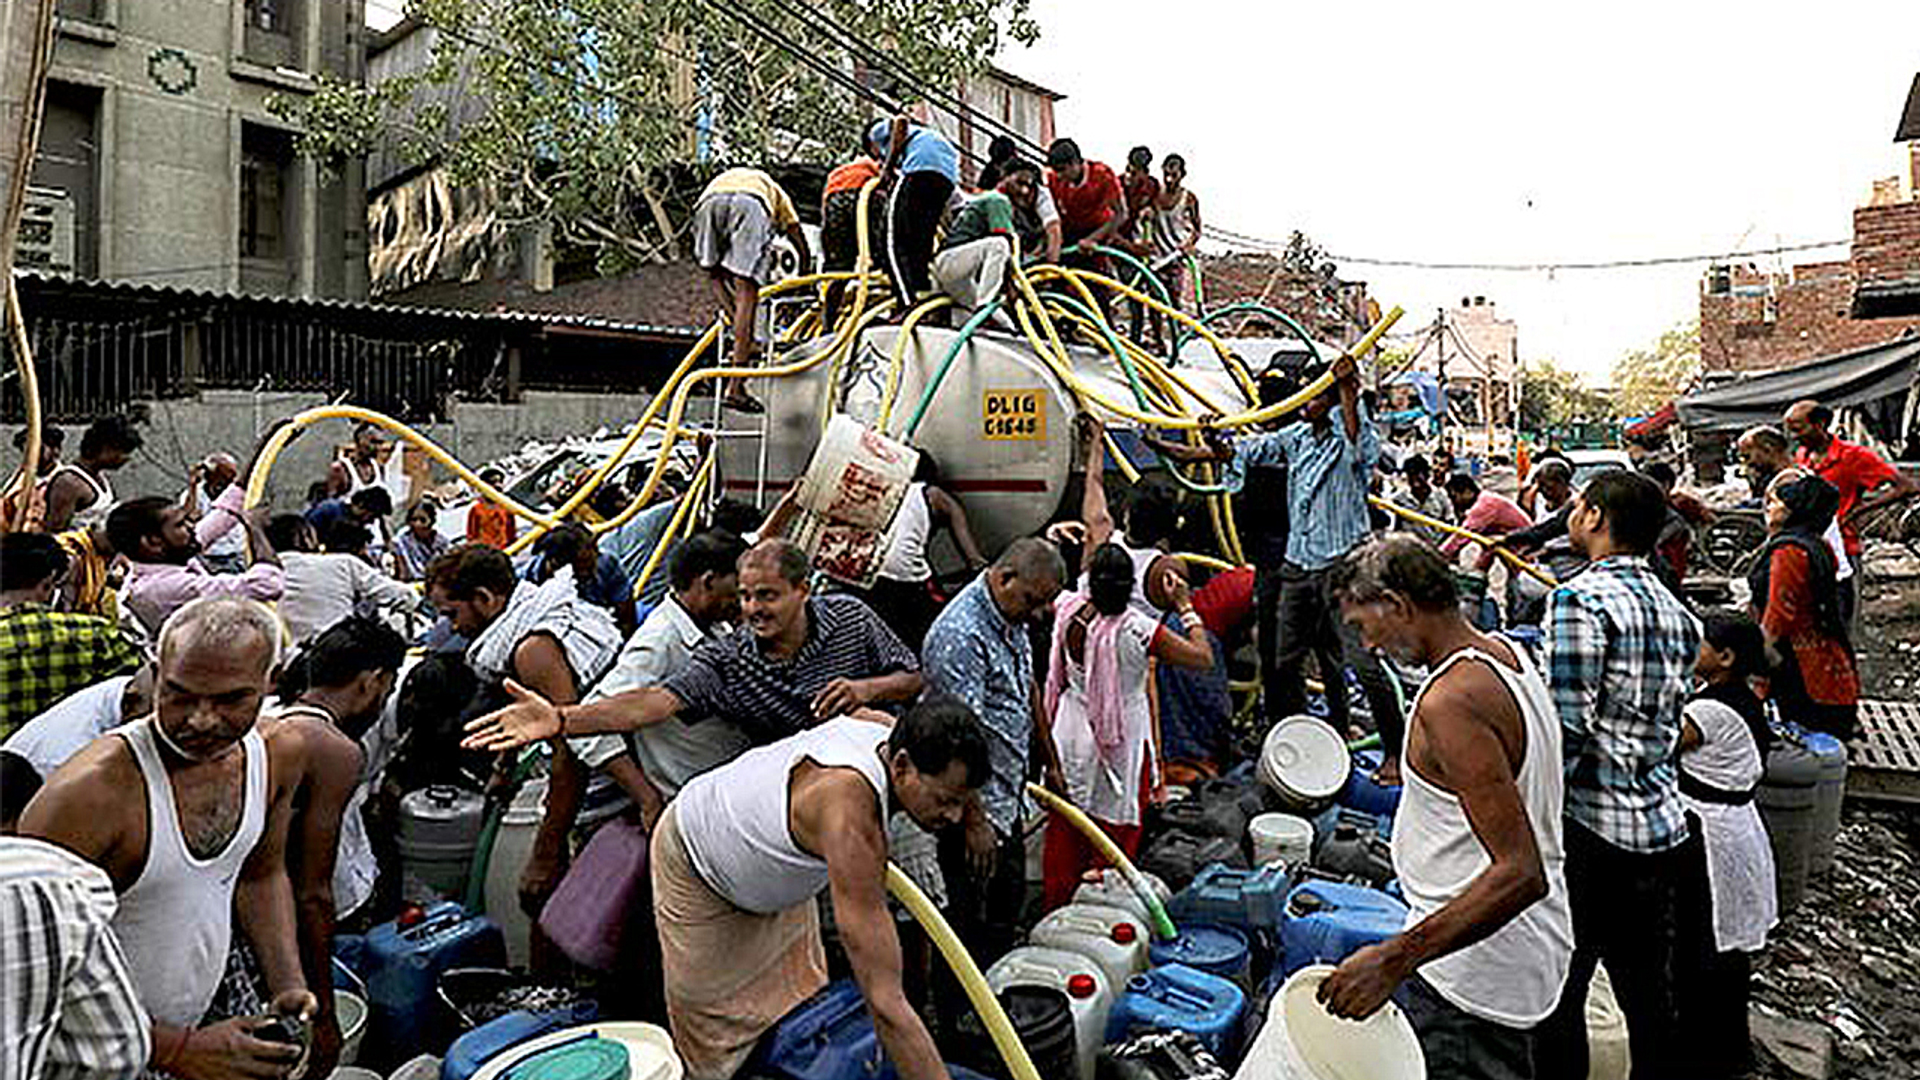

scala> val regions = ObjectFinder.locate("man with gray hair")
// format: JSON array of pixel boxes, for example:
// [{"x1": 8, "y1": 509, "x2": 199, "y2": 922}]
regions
[
  {"x1": 21, "y1": 597, "x2": 316, "y2": 1080},
  {"x1": 1320, "y1": 535, "x2": 1571, "y2": 1079},
  {"x1": 921, "y1": 537, "x2": 1067, "y2": 993}
]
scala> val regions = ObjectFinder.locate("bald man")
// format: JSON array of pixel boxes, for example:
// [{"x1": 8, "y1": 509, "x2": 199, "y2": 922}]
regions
[{"x1": 184, "y1": 453, "x2": 247, "y2": 574}]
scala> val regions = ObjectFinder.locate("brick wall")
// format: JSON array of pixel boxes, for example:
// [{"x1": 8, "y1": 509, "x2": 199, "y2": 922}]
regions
[
  {"x1": 1699, "y1": 201, "x2": 1920, "y2": 372},
  {"x1": 1192, "y1": 253, "x2": 1372, "y2": 345}
]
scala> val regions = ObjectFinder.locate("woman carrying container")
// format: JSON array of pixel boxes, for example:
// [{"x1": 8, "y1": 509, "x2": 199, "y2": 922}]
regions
[
  {"x1": 1749, "y1": 471, "x2": 1859, "y2": 739},
  {"x1": 1678, "y1": 611, "x2": 1778, "y2": 1079}
]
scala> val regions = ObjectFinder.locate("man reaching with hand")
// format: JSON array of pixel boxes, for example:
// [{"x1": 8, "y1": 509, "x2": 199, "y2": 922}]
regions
[{"x1": 464, "y1": 538, "x2": 922, "y2": 759}]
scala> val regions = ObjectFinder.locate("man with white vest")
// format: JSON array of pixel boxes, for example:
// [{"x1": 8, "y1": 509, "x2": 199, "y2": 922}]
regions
[
  {"x1": 1319, "y1": 535, "x2": 1572, "y2": 1080},
  {"x1": 466, "y1": 695, "x2": 988, "y2": 1080}
]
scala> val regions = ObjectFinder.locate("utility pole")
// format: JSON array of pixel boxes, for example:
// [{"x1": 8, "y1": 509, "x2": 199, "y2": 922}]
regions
[{"x1": 1434, "y1": 309, "x2": 1447, "y2": 452}]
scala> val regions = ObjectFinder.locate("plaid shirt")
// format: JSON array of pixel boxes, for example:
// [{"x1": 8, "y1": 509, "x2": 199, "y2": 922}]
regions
[
  {"x1": 1546, "y1": 555, "x2": 1701, "y2": 853},
  {"x1": 0, "y1": 837, "x2": 151, "y2": 1080},
  {"x1": 0, "y1": 605, "x2": 142, "y2": 740}
]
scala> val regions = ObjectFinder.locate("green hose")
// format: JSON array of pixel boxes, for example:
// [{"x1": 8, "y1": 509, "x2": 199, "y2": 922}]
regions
[
  {"x1": 1188, "y1": 301, "x2": 1325, "y2": 367},
  {"x1": 902, "y1": 300, "x2": 1004, "y2": 440},
  {"x1": 1069, "y1": 243, "x2": 1175, "y2": 312}
]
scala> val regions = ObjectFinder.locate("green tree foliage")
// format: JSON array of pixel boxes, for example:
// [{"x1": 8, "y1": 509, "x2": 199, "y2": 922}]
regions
[
  {"x1": 1519, "y1": 358, "x2": 1612, "y2": 434},
  {"x1": 273, "y1": 0, "x2": 1038, "y2": 273},
  {"x1": 1612, "y1": 319, "x2": 1701, "y2": 418}
]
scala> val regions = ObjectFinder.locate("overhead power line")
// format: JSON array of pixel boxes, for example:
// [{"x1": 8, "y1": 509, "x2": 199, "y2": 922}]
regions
[{"x1": 1200, "y1": 226, "x2": 1850, "y2": 273}]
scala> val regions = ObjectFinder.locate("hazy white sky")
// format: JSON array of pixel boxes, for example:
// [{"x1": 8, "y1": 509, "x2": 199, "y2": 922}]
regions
[{"x1": 1006, "y1": 0, "x2": 1920, "y2": 383}]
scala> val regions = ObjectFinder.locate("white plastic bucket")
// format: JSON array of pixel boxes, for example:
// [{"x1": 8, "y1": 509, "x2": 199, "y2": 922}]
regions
[
  {"x1": 1249, "y1": 813, "x2": 1315, "y2": 866},
  {"x1": 1030, "y1": 903, "x2": 1149, "y2": 996},
  {"x1": 789, "y1": 416, "x2": 920, "y2": 586},
  {"x1": 484, "y1": 775, "x2": 548, "y2": 969},
  {"x1": 327, "y1": 1069, "x2": 381, "y2": 1080},
  {"x1": 387, "y1": 1056, "x2": 442, "y2": 1080},
  {"x1": 1587, "y1": 962, "x2": 1630, "y2": 1080},
  {"x1": 985, "y1": 946, "x2": 1113, "y2": 1080},
  {"x1": 1258, "y1": 716, "x2": 1350, "y2": 810},
  {"x1": 333, "y1": 989, "x2": 367, "y2": 1066},
  {"x1": 1233, "y1": 964, "x2": 1424, "y2": 1080}
]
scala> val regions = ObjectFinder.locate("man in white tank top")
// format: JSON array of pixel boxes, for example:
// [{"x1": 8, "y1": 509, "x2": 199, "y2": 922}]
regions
[
  {"x1": 649, "y1": 699, "x2": 987, "y2": 1080},
  {"x1": 42, "y1": 415, "x2": 141, "y2": 533},
  {"x1": 20, "y1": 597, "x2": 316, "y2": 1080},
  {"x1": 1317, "y1": 536, "x2": 1572, "y2": 1080}
]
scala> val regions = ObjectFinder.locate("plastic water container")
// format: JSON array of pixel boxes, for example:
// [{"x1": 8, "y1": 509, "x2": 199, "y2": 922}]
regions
[
  {"x1": 1139, "y1": 831, "x2": 1247, "y2": 891},
  {"x1": 485, "y1": 776, "x2": 548, "y2": 969},
  {"x1": 1312, "y1": 818, "x2": 1394, "y2": 887},
  {"x1": 1029, "y1": 903, "x2": 1149, "y2": 995},
  {"x1": 1587, "y1": 962, "x2": 1631, "y2": 1080},
  {"x1": 335, "y1": 990, "x2": 367, "y2": 1066},
  {"x1": 391, "y1": 1057, "x2": 443, "y2": 1080},
  {"x1": 1168, "y1": 864, "x2": 1291, "y2": 931},
  {"x1": 1756, "y1": 742, "x2": 1820, "y2": 914},
  {"x1": 1149, "y1": 924, "x2": 1252, "y2": 989},
  {"x1": 361, "y1": 903, "x2": 507, "y2": 1067},
  {"x1": 399, "y1": 785, "x2": 486, "y2": 901},
  {"x1": 1279, "y1": 881, "x2": 1408, "y2": 976},
  {"x1": 954, "y1": 987, "x2": 1080, "y2": 1080},
  {"x1": 752, "y1": 980, "x2": 993, "y2": 1080},
  {"x1": 1156, "y1": 790, "x2": 1253, "y2": 841},
  {"x1": 1336, "y1": 750, "x2": 1402, "y2": 819},
  {"x1": 1257, "y1": 716, "x2": 1349, "y2": 812},
  {"x1": 443, "y1": 1004, "x2": 601, "y2": 1080},
  {"x1": 330, "y1": 1068, "x2": 382, "y2": 1080},
  {"x1": 1248, "y1": 814, "x2": 1314, "y2": 867},
  {"x1": 985, "y1": 946, "x2": 1113, "y2": 1080},
  {"x1": 1107, "y1": 964, "x2": 1247, "y2": 1062},
  {"x1": 463, "y1": 1024, "x2": 680, "y2": 1080},
  {"x1": 1230, "y1": 965, "x2": 1424, "y2": 1080},
  {"x1": 1802, "y1": 731, "x2": 1848, "y2": 875},
  {"x1": 1072, "y1": 868, "x2": 1172, "y2": 926}
]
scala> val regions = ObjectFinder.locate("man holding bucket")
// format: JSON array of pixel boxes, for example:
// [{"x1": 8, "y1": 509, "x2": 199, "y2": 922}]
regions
[{"x1": 1319, "y1": 535, "x2": 1572, "y2": 1080}]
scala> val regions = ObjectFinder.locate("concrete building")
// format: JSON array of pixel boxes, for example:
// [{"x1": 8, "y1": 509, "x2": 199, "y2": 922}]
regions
[
  {"x1": 19, "y1": 0, "x2": 369, "y2": 298},
  {"x1": 1398, "y1": 296, "x2": 1519, "y2": 432},
  {"x1": 912, "y1": 65, "x2": 1063, "y2": 175}
]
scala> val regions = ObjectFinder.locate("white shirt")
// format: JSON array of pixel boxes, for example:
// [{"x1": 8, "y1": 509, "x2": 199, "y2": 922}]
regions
[
  {"x1": 3, "y1": 676, "x2": 132, "y2": 779},
  {"x1": 279, "y1": 551, "x2": 418, "y2": 645},
  {"x1": 587, "y1": 597, "x2": 747, "y2": 798},
  {"x1": 1680, "y1": 698, "x2": 1778, "y2": 953},
  {"x1": 181, "y1": 482, "x2": 246, "y2": 559}
]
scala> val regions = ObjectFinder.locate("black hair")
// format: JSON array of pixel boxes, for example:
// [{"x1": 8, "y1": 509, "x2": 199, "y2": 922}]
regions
[
  {"x1": 987, "y1": 134, "x2": 1017, "y2": 163},
  {"x1": 1086, "y1": 543, "x2": 1134, "y2": 617},
  {"x1": 1330, "y1": 534, "x2": 1459, "y2": 613},
  {"x1": 670, "y1": 529, "x2": 749, "y2": 592},
  {"x1": 888, "y1": 694, "x2": 990, "y2": 789},
  {"x1": 1047, "y1": 138, "x2": 1082, "y2": 168},
  {"x1": 589, "y1": 483, "x2": 629, "y2": 520},
  {"x1": 78, "y1": 415, "x2": 141, "y2": 458},
  {"x1": 1258, "y1": 367, "x2": 1303, "y2": 409},
  {"x1": 1127, "y1": 146, "x2": 1152, "y2": 168},
  {"x1": 350, "y1": 486, "x2": 393, "y2": 517},
  {"x1": 1, "y1": 532, "x2": 70, "y2": 591},
  {"x1": 534, "y1": 522, "x2": 595, "y2": 570},
  {"x1": 1643, "y1": 461, "x2": 1677, "y2": 489},
  {"x1": 1164, "y1": 153, "x2": 1186, "y2": 171},
  {"x1": 266, "y1": 513, "x2": 314, "y2": 554},
  {"x1": 1807, "y1": 403, "x2": 1833, "y2": 427},
  {"x1": 425, "y1": 544, "x2": 518, "y2": 600},
  {"x1": 105, "y1": 496, "x2": 173, "y2": 560},
  {"x1": 275, "y1": 617, "x2": 408, "y2": 734},
  {"x1": 306, "y1": 482, "x2": 331, "y2": 507},
  {"x1": 1579, "y1": 470, "x2": 1666, "y2": 555},
  {"x1": 739, "y1": 538, "x2": 810, "y2": 586},
  {"x1": 711, "y1": 498, "x2": 765, "y2": 537},
  {"x1": 1443, "y1": 472, "x2": 1480, "y2": 496},
  {"x1": 1701, "y1": 610, "x2": 1765, "y2": 681},
  {"x1": 354, "y1": 421, "x2": 380, "y2": 440},
  {"x1": 406, "y1": 498, "x2": 439, "y2": 523},
  {"x1": 13, "y1": 427, "x2": 62, "y2": 449},
  {"x1": 912, "y1": 448, "x2": 944, "y2": 485},
  {"x1": 1402, "y1": 454, "x2": 1431, "y2": 476},
  {"x1": 323, "y1": 519, "x2": 372, "y2": 555},
  {"x1": 1001, "y1": 157, "x2": 1040, "y2": 181},
  {"x1": 479, "y1": 467, "x2": 505, "y2": 485},
  {"x1": 390, "y1": 653, "x2": 484, "y2": 790},
  {"x1": 1125, "y1": 478, "x2": 1178, "y2": 547},
  {"x1": 0, "y1": 750, "x2": 42, "y2": 829}
]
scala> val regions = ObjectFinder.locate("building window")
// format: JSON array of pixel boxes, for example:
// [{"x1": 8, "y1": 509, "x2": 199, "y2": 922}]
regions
[
  {"x1": 240, "y1": 128, "x2": 290, "y2": 261},
  {"x1": 241, "y1": 0, "x2": 299, "y2": 67},
  {"x1": 55, "y1": 0, "x2": 102, "y2": 22},
  {"x1": 245, "y1": 0, "x2": 288, "y2": 32}
]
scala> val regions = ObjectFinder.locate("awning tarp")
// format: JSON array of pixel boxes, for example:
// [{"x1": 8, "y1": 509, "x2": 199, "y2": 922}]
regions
[{"x1": 1676, "y1": 336, "x2": 1920, "y2": 435}]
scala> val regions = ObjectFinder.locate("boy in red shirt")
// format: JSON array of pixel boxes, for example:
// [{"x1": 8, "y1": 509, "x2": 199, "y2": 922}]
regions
[
  {"x1": 466, "y1": 466, "x2": 516, "y2": 549},
  {"x1": 1045, "y1": 138, "x2": 1128, "y2": 271}
]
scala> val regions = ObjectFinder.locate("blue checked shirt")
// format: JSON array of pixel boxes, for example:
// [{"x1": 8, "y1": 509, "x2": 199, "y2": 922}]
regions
[
  {"x1": 1546, "y1": 555, "x2": 1701, "y2": 852},
  {"x1": 1225, "y1": 404, "x2": 1379, "y2": 570},
  {"x1": 922, "y1": 574, "x2": 1034, "y2": 836}
]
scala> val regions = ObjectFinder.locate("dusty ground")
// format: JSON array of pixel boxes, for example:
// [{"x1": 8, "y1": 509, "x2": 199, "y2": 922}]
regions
[{"x1": 1751, "y1": 805, "x2": 1920, "y2": 1079}]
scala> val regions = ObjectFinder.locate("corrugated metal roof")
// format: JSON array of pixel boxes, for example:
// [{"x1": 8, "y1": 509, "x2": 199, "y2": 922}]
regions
[{"x1": 12, "y1": 268, "x2": 700, "y2": 339}]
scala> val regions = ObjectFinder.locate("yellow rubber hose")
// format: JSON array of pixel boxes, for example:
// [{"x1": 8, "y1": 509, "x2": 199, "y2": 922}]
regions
[
  {"x1": 877, "y1": 296, "x2": 956, "y2": 432},
  {"x1": 885, "y1": 863, "x2": 1041, "y2": 1080},
  {"x1": 1025, "y1": 783, "x2": 1178, "y2": 941},
  {"x1": 3, "y1": 279, "x2": 42, "y2": 532},
  {"x1": 1369, "y1": 495, "x2": 1558, "y2": 587}
]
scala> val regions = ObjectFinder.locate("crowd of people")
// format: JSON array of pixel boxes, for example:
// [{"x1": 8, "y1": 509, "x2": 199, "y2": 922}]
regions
[{"x1": 0, "y1": 200, "x2": 1912, "y2": 1080}]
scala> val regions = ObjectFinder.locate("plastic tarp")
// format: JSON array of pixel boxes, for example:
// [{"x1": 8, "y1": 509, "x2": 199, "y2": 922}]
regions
[{"x1": 1676, "y1": 337, "x2": 1920, "y2": 435}]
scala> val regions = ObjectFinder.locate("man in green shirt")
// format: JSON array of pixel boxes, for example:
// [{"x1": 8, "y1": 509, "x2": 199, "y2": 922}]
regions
[{"x1": 932, "y1": 159, "x2": 1038, "y2": 314}]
